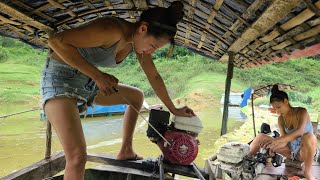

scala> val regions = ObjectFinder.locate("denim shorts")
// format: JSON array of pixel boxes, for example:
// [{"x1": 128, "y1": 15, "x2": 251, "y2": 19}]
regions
[
  {"x1": 290, "y1": 137, "x2": 319, "y2": 161},
  {"x1": 40, "y1": 58, "x2": 98, "y2": 111}
]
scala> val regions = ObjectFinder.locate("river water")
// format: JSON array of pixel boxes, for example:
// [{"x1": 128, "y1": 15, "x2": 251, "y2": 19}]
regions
[{"x1": 0, "y1": 104, "x2": 245, "y2": 177}]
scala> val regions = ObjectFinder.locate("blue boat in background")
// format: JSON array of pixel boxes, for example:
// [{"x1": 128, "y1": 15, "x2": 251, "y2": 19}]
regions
[
  {"x1": 40, "y1": 101, "x2": 162, "y2": 119},
  {"x1": 80, "y1": 104, "x2": 127, "y2": 117}
]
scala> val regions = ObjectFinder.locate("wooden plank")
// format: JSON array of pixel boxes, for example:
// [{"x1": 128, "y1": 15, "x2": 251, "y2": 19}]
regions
[
  {"x1": 304, "y1": 0, "x2": 320, "y2": 16},
  {"x1": 87, "y1": 153, "x2": 204, "y2": 178},
  {"x1": 274, "y1": 25, "x2": 306, "y2": 43},
  {"x1": 89, "y1": 165, "x2": 165, "y2": 179},
  {"x1": 181, "y1": 19, "x2": 231, "y2": 46},
  {"x1": 0, "y1": 15, "x2": 22, "y2": 25},
  {"x1": 11, "y1": 1, "x2": 56, "y2": 22},
  {"x1": 1, "y1": 24, "x2": 47, "y2": 47},
  {"x1": 104, "y1": 1, "x2": 117, "y2": 15},
  {"x1": 0, "y1": 2, "x2": 53, "y2": 34},
  {"x1": 262, "y1": 161, "x2": 320, "y2": 178},
  {"x1": 1, "y1": 152, "x2": 65, "y2": 180},
  {"x1": 185, "y1": 0, "x2": 198, "y2": 20},
  {"x1": 261, "y1": 1, "x2": 320, "y2": 44},
  {"x1": 55, "y1": 4, "x2": 135, "y2": 26},
  {"x1": 197, "y1": 32, "x2": 207, "y2": 49},
  {"x1": 271, "y1": 40, "x2": 293, "y2": 50},
  {"x1": 260, "y1": 29, "x2": 281, "y2": 43},
  {"x1": 294, "y1": 24, "x2": 320, "y2": 41},
  {"x1": 207, "y1": 0, "x2": 223, "y2": 24},
  {"x1": 133, "y1": 0, "x2": 148, "y2": 9},
  {"x1": 307, "y1": 17, "x2": 320, "y2": 27},
  {"x1": 228, "y1": 0, "x2": 302, "y2": 53},
  {"x1": 87, "y1": 153, "x2": 145, "y2": 169},
  {"x1": 222, "y1": 4, "x2": 249, "y2": 26},
  {"x1": 272, "y1": 41, "x2": 320, "y2": 61},
  {"x1": 47, "y1": 0, "x2": 65, "y2": 9},
  {"x1": 280, "y1": 1, "x2": 320, "y2": 31},
  {"x1": 157, "y1": 0, "x2": 164, "y2": 7},
  {"x1": 218, "y1": 0, "x2": 271, "y2": 63}
]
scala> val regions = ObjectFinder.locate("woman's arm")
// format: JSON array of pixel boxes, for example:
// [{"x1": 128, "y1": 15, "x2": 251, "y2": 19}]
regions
[
  {"x1": 137, "y1": 53, "x2": 194, "y2": 117},
  {"x1": 48, "y1": 18, "x2": 122, "y2": 94},
  {"x1": 277, "y1": 108, "x2": 309, "y2": 143},
  {"x1": 278, "y1": 117, "x2": 286, "y2": 136}
]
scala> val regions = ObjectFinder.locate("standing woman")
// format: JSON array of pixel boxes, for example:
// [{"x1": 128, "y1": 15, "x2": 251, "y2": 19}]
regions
[
  {"x1": 249, "y1": 85, "x2": 318, "y2": 180},
  {"x1": 41, "y1": 1, "x2": 195, "y2": 180}
]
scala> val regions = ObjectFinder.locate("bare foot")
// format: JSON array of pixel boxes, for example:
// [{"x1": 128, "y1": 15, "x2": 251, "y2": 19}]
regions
[
  {"x1": 117, "y1": 151, "x2": 143, "y2": 160},
  {"x1": 304, "y1": 173, "x2": 316, "y2": 180}
]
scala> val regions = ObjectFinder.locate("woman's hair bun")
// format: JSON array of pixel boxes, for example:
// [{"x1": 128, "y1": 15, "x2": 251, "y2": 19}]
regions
[
  {"x1": 271, "y1": 84, "x2": 279, "y2": 94},
  {"x1": 168, "y1": 1, "x2": 184, "y2": 24}
]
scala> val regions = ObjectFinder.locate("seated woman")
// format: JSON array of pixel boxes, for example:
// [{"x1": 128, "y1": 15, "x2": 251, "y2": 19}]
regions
[{"x1": 249, "y1": 85, "x2": 318, "y2": 180}]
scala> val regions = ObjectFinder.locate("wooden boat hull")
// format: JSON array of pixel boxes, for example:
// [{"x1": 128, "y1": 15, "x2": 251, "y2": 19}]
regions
[
  {"x1": 51, "y1": 165, "x2": 162, "y2": 180},
  {"x1": 2, "y1": 152, "x2": 205, "y2": 180}
]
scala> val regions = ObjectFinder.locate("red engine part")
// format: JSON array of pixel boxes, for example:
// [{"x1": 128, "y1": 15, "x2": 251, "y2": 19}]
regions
[{"x1": 157, "y1": 130, "x2": 198, "y2": 165}]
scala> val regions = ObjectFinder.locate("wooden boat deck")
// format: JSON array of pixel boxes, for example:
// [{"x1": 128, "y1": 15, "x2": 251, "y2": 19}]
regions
[
  {"x1": 262, "y1": 161, "x2": 320, "y2": 178},
  {"x1": 1, "y1": 152, "x2": 208, "y2": 180}
]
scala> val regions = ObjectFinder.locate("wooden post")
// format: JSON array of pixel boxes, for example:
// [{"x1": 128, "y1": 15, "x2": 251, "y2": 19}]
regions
[
  {"x1": 45, "y1": 121, "x2": 52, "y2": 159},
  {"x1": 251, "y1": 94, "x2": 257, "y2": 137},
  {"x1": 45, "y1": 45, "x2": 54, "y2": 160},
  {"x1": 221, "y1": 52, "x2": 235, "y2": 136}
]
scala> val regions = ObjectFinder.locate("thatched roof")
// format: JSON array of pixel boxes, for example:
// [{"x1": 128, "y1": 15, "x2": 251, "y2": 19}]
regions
[
  {"x1": 0, "y1": 0, "x2": 319, "y2": 68},
  {"x1": 252, "y1": 84, "x2": 298, "y2": 100}
]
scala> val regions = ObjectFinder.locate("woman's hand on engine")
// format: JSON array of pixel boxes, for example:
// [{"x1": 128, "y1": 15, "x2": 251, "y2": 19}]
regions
[
  {"x1": 93, "y1": 72, "x2": 119, "y2": 96},
  {"x1": 171, "y1": 106, "x2": 196, "y2": 117},
  {"x1": 260, "y1": 138, "x2": 286, "y2": 152},
  {"x1": 260, "y1": 139, "x2": 277, "y2": 149}
]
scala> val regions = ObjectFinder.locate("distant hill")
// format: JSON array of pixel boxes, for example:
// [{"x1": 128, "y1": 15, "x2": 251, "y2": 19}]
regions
[{"x1": 1, "y1": 36, "x2": 320, "y2": 114}]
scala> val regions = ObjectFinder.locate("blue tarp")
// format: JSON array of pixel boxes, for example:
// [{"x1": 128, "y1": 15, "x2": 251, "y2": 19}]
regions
[
  {"x1": 240, "y1": 87, "x2": 252, "y2": 108},
  {"x1": 80, "y1": 104, "x2": 127, "y2": 116}
]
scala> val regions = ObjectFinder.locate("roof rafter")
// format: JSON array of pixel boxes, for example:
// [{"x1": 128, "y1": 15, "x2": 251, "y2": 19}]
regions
[{"x1": 0, "y1": 2, "x2": 53, "y2": 34}]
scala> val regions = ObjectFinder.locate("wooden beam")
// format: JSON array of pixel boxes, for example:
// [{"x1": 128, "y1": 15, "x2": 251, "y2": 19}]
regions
[
  {"x1": 207, "y1": 0, "x2": 223, "y2": 24},
  {"x1": 1, "y1": 152, "x2": 65, "y2": 180},
  {"x1": 294, "y1": 24, "x2": 320, "y2": 41},
  {"x1": 1, "y1": 24, "x2": 47, "y2": 47},
  {"x1": 260, "y1": 1, "x2": 319, "y2": 43},
  {"x1": 157, "y1": 0, "x2": 164, "y2": 7},
  {"x1": 133, "y1": 0, "x2": 148, "y2": 9},
  {"x1": 104, "y1": 1, "x2": 117, "y2": 15},
  {"x1": 228, "y1": 0, "x2": 303, "y2": 53},
  {"x1": 0, "y1": 2, "x2": 53, "y2": 34},
  {"x1": 11, "y1": 1, "x2": 56, "y2": 22},
  {"x1": 221, "y1": 52, "x2": 235, "y2": 135},
  {"x1": 87, "y1": 153, "x2": 205, "y2": 178},
  {"x1": 124, "y1": 0, "x2": 136, "y2": 18},
  {"x1": 304, "y1": 0, "x2": 320, "y2": 16},
  {"x1": 217, "y1": 0, "x2": 268, "y2": 63},
  {"x1": 0, "y1": 15, "x2": 22, "y2": 25},
  {"x1": 280, "y1": 1, "x2": 320, "y2": 31}
]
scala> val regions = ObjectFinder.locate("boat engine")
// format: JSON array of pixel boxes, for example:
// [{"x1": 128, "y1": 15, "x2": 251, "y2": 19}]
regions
[
  {"x1": 217, "y1": 142, "x2": 283, "y2": 179},
  {"x1": 147, "y1": 109, "x2": 203, "y2": 165}
]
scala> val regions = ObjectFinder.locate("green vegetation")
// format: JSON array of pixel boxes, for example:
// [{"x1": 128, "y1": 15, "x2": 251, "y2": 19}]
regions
[{"x1": 1, "y1": 36, "x2": 320, "y2": 114}]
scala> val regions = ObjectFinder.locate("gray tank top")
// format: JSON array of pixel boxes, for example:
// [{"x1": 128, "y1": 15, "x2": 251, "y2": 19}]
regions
[{"x1": 77, "y1": 41, "x2": 120, "y2": 68}]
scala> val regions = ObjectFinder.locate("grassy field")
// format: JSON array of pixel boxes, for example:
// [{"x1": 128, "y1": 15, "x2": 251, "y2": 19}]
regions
[{"x1": 0, "y1": 62, "x2": 43, "y2": 104}]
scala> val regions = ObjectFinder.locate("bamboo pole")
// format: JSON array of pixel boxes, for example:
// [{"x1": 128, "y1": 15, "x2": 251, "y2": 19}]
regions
[
  {"x1": 45, "y1": 121, "x2": 52, "y2": 159},
  {"x1": 45, "y1": 42, "x2": 55, "y2": 159},
  {"x1": 251, "y1": 93, "x2": 257, "y2": 137},
  {"x1": 221, "y1": 51, "x2": 235, "y2": 136}
]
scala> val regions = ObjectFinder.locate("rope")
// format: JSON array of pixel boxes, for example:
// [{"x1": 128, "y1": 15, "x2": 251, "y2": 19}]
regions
[
  {"x1": 115, "y1": 91, "x2": 172, "y2": 146},
  {"x1": 0, "y1": 107, "x2": 41, "y2": 119}
]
